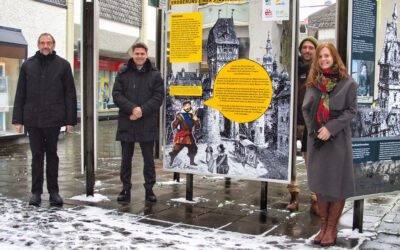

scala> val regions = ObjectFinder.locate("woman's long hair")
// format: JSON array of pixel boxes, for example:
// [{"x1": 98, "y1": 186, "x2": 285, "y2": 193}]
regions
[{"x1": 306, "y1": 42, "x2": 349, "y2": 86}]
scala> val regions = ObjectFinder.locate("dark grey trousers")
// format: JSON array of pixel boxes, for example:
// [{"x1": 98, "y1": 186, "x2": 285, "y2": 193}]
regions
[{"x1": 120, "y1": 141, "x2": 155, "y2": 190}]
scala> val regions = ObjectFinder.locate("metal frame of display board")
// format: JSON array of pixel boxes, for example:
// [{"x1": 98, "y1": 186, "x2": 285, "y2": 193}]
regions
[{"x1": 165, "y1": 0, "x2": 297, "y2": 210}]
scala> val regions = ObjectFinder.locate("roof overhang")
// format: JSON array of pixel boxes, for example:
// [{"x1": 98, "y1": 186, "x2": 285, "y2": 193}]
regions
[{"x1": 0, "y1": 26, "x2": 28, "y2": 59}]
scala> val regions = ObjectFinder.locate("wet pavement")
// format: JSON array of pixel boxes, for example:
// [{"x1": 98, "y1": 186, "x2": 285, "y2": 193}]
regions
[{"x1": 0, "y1": 120, "x2": 399, "y2": 249}]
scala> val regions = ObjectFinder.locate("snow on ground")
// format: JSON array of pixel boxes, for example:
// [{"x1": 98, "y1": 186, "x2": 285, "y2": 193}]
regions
[
  {"x1": 169, "y1": 197, "x2": 210, "y2": 204},
  {"x1": 0, "y1": 194, "x2": 376, "y2": 250},
  {"x1": 157, "y1": 180, "x2": 186, "y2": 186},
  {"x1": 69, "y1": 193, "x2": 110, "y2": 203}
]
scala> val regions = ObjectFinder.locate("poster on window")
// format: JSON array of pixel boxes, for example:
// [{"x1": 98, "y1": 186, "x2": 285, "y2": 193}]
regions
[
  {"x1": 349, "y1": 0, "x2": 400, "y2": 196},
  {"x1": 163, "y1": 0, "x2": 296, "y2": 183},
  {"x1": 0, "y1": 63, "x2": 9, "y2": 112}
]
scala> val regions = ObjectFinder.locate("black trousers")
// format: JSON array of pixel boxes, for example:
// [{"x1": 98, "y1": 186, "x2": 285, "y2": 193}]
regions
[
  {"x1": 120, "y1": 141, "x2": 155, "y2": 190},
  {"x1": 26, "y1": 127, "x2": 60, "y2": 194}
]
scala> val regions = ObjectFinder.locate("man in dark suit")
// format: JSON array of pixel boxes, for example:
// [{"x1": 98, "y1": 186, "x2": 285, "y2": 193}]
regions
[
  {"x1": 112, "y1": 42, "x2": 164, "y2": 203},
  {"x1": 13, "y1": 33, "x2": 77, "y2": 206}
]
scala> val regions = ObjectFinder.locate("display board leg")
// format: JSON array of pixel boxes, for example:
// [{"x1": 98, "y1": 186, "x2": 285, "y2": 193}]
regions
[
  {"x1": 82, "y1": 0, "x2": 96, "y2": 197},
  {"x1": 186, "y1": 174, "x2": 193, "y2": 201},
  {"x1": 225, "y1": 178, "x2": 231, "y2": 188},
  {"x1": 352, "y1": 199, "x2": 364, "y2": 233},
  {"x1": 173, "y1": 172, "x2": 180, "y2": 182},
  {"x1": 260, "y1": 181, "x2": 268, "y2": 210}
]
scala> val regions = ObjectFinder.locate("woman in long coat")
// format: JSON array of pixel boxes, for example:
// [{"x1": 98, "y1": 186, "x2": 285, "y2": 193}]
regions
[{"x1": 302, "y1": 42, "x2": 357, "y2": 246}]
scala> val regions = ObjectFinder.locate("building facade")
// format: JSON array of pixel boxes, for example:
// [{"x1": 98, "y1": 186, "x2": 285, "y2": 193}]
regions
[
  {"x1": 0, "y1": 0, "x2": 67, "y2": 138},
  {"x1": 0, "y1": 0, "x2": 157, "y2": 138}
]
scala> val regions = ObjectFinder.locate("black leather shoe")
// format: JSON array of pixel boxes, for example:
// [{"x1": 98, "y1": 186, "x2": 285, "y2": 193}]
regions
[
  {"x1": 49, "y1": 193, "x2": 63, "y2": 206},
  {"x1": 117, "y1": 189, "x2": 131, "y2": 203},
  {"x1": 29, "y1": 193, "x2": 41, "y2": 206},
  {"x1": 145, "y1": 189, "x2": 157, "y2": 202}
]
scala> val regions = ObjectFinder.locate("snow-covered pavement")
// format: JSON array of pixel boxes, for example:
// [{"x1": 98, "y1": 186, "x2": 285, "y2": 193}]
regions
[{"x1": 0, "y1": 194, "x2": 388, "y2": 250}]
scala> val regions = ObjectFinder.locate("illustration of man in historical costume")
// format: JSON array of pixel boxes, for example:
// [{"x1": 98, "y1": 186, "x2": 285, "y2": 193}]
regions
[{"x1": 169, "y1": 100, "x2": 201, "y2": 166}]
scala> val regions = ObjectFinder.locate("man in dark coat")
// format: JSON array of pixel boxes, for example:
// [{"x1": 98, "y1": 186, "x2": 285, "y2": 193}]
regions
[
  {"x1": 112, "y1": 42, "x2": 164, "y2": 203},
  {"x1": 12, "y1": 33, "x2": 77, "y2": 206},
  {"x1": 286, "y1": 36, "x2": 319, "y2": 214}
]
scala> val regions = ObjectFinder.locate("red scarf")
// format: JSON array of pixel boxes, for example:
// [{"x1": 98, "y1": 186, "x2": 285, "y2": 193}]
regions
[{"x1": 311, "y1": 65, "x2": 339, "y2": 126}]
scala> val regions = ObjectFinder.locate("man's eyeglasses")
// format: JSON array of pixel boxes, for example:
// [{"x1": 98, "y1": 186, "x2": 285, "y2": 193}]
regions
[{"x1": 39, "y1": 42, "x2": 54, "y2": 46}]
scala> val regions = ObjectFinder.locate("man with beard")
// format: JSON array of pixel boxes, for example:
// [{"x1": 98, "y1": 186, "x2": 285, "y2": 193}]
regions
[
  {"x1": 286, "y1": 36, "x2": 319, "y2": 214},
  {"x1": 12, "y1": 33, "x2": 77, "y2": 206},
  {"x1": 169, "y1": 101, "x2": 201, "y2": 166}
]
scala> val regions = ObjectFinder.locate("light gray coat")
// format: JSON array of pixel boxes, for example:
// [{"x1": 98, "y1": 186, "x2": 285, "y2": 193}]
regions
[{"x1": 302, "y1": 77, "x2": 358, "y2": 201}]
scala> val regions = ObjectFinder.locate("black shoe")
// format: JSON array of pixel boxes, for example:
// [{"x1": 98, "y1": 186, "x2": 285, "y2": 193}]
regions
[
  {"x1": 29, "y1": 193, "x2": 41, "y2": 206},
  {"x1": 145, "y1": 189, "x2": 157, "y2": 202},
  {"x1": 49, "y1": 193, "x2": 63, "y2": 206},
  {"x1": 117, "y1": 189, "x2": 131, "y2": 203}
]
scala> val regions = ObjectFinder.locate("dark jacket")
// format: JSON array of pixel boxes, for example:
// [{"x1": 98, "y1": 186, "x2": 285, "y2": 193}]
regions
[
  {"x1": 112, "y1": 58, "x2": 164, "y2": 142},
  {"x1": 12, "y1": 51, "x2": 77, "y2": 127},
  {"x1": 297, "y1": 56, "x2": 311, "y2": 126}
]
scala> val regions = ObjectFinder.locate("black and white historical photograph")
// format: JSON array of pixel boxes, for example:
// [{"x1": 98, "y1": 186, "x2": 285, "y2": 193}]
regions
[
  {"x1": 352, "y1": 3, "x2": 400, "y2": 138},
  {"x1": 354, "y1": 160, "x2": 400, "y2": 196},
  {"x1": 350, "y1": 0, "x2": 400, "y2": 197},
  {"x1": 164, "y1": 0, "x2": 294, "y2": 182},
  {"x1": 351, "y1": 59, "x2": 374, "y2": 101}
]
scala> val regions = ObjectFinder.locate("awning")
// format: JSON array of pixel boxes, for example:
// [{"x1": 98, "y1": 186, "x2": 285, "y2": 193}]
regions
[{"x1": 0, "y1": 26, "x2": 28, "y2": 59}]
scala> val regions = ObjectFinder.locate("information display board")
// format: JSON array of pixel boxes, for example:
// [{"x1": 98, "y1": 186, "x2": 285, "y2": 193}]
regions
[
  {"x1": 349, "y1": 0, "x2": 400, "y2": 196},
  {"x1": 163, "y1": 0, "x2": 296, "y2": 183}
]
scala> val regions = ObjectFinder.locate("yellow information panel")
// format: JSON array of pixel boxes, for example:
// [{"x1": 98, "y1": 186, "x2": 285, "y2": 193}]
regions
[
  {"x1": 169, "y1": 86, "x2": 203, "y2": 97},
  {"x1": 204, "y1": 59, "x2": 272, "y2": 123},
  {"x1": 170, "y1": 13, "x2": 202, "y2": 63},
  {"x1": 170, "y1": 0, "x2": 244, "y2": 5}
]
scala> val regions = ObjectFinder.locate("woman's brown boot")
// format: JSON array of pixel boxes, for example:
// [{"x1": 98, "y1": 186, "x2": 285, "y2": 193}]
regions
[
  {"x1": 320, "y1": 200, "x2": 345, "y2": 246},
  {"x1": 313, "y1": 196, "x2": 329, "y2": 244}
]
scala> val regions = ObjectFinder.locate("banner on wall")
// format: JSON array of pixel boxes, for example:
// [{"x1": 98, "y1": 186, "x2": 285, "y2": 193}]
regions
[
  {"x1": 262, "y1": 0, "x2": 290, "y2": 21},
  {"x1": 350, "y1": 0, "x2": 400, "y2": 196},
  {"x1": 163, "y1": 0, "x2": 296, "y2": 183}
]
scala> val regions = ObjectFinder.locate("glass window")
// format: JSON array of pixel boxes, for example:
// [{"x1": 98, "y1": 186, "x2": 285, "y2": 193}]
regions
[{"x1": 0, "y1": 57, "x2": 23, "y2": 136}]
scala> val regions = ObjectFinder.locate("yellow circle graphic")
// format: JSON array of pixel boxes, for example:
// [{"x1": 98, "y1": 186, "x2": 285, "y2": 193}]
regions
[{"x1": 204, "y1": 59, "x2": 273, "y2": 123}]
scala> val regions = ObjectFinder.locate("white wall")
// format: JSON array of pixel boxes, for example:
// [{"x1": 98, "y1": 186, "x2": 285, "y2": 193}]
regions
[
  {"x1": 74, "y1": 0, "x2": 155, "y2": 58},
  {"x1": 318, "y1": 28, "x2": 336, "y2": 42},
  {"x1": 249, "y1": 0, "x2": 282, "y2": 66},
  {"x1": 0, "y1": 0, "x2": 67, "y2": 58}
]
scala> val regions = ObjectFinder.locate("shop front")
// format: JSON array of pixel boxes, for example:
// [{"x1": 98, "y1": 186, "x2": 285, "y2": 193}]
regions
[
  {"x1": 74, "y1": 55, "x2": 125, "y2": 119},
  {"x1": 0, "y1": 26, "x2": 27, "y2": 139}
]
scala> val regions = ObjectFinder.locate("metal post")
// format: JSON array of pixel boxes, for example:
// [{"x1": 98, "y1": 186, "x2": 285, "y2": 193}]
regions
[
  {"x1": 173, "y1": 172, "x2": 180, "y2": 182},
  {"x1": 155, "y1": 8, "x2": 162, "y2": 159},
  {"x1": 336, "y1": 0, "x2": 349, "y2": 64},
  {"x1": 260, "y1": 181, "x2": 268, "y2": 210},
  {"x1": 186, "y1": 174, "x2": 193, "y2": 201},
  {"x1": 225, "y1": 177, "x2": 231, "y2": 188},
  {"x1": 82, "y1": 0, "x2": 97, "y2": 196},
  {"x1": 66, "y1": 0, "x2": 75, "y2": 66},
  {"x1": 352, "y1": 199, "x2": 364, "y2": 233}
]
